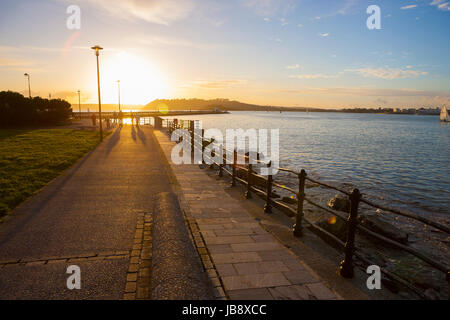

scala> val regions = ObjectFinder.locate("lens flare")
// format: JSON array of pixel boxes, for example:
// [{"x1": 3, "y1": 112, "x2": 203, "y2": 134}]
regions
[{"x1": 158, "y1": 103, "x2": 169, "y2": 114}]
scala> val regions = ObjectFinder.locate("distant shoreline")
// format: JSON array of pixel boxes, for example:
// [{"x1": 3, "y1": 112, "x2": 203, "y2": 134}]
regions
[
  {"x1": 73, "y1": 98, "x2": 442, "y2": 116},
  {"x1": 71, "y1": 107, "x2": 441, "y2": 116}
]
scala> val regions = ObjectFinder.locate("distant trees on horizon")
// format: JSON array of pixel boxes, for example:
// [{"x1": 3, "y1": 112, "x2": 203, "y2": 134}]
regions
[
  {"x1": 0, "y1": 91, "x2": 72, "y2": 127},
  {"x1": 144, "y1": 98, "x2": 313, "y2": 112}
]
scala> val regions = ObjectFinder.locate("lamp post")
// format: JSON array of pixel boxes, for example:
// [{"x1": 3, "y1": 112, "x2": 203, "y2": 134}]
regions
[
  {"x1": 24, "y1": 73, "x2": 31, "y2": 98},
  {"x1": 117, "y1": 80, "x2": 121, "y2": 112},
  {"x1": 77, "y1": 90, "x2": 81, "y2": 120},
  {"x1": 91, "y1": 45, "x2": 103, "y2": 141}
]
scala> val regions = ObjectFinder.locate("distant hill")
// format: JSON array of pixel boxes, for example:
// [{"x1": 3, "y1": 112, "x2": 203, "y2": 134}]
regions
[{"x1": 144, "y1": 98, "x2": 317, "y2": 112}]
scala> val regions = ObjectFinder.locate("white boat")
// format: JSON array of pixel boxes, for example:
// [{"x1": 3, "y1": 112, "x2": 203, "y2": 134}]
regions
[{"x1": 440, "y1": 105, "x2": 449, "y2": 122}]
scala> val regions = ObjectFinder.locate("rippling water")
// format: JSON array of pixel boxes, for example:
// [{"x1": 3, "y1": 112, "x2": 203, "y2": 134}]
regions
[{"x1": 167, "y1": 111, "x2": 450, "y2": 219}]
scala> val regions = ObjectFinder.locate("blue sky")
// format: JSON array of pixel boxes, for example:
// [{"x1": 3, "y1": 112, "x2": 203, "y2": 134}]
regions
[{"x1": 0, "y1": 0, "x2": 449, "y2": 108}]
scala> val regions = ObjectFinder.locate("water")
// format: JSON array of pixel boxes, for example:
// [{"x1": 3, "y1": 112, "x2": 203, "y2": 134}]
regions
[{"x1": 166, "y1": 111, "x2": 450, "y2": 220}]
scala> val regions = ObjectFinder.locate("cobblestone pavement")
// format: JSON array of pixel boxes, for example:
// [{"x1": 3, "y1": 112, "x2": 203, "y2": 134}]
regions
[
  {"x1": 0, "y1": 126, "x2": 170, "y2": 299},
  {"x1": 154, "y1": 130, "x2": 342, "y2": 300}
]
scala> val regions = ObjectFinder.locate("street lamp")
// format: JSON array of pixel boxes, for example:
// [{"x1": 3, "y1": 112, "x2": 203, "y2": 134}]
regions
[
  {"x1": 77, "y1": 90, "x2": 81, "y2": 120},
  {"x1": 117, "y1": 80, "x2": 121, "y2": 112},
  {"x1": 91, "y1": 45, "x2": 103, "y2": 141},
  {"x1": 24, "y1": 73, "x2": 31, "y2": 98}
]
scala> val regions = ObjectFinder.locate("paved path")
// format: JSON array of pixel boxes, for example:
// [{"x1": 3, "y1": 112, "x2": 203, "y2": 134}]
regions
[
  {"x1": 0, "y1": 126, "x2": 171, "y2": 299},
  {"x1": 154, "y1": 130, "x2": 341, "y2": 300}
]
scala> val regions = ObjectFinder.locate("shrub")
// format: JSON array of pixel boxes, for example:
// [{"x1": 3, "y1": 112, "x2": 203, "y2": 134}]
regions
[{"x1": 0, "y1": 91, "x2": 72, "y2": 126}]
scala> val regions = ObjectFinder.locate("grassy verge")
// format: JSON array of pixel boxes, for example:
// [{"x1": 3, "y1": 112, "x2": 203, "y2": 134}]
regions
[{"x1": 0, "y1": 129, "x2": 106, "y2": 219}]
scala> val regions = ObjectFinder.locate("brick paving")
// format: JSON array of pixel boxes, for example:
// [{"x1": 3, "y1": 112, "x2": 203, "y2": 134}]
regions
[
  {"x1": 123, "y1": 211, "x2": 153, "y2": 300},
  {"x1": 153, "y1": 130, "x2": 341, "y2": 300}
]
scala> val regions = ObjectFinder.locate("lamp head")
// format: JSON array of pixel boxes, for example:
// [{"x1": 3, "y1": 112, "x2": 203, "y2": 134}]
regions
[
  {"x1": 24, "y1": 73, "x2": 29, "y2": 77},
  {"x1": 91, "y1": 45, "x2": 103, "y2": 56}
]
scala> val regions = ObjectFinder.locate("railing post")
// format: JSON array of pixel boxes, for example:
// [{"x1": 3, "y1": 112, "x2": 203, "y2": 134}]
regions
[
  {"x1": 201, "y1": 129, "x2": 206, "y2": 165},
  {"x1": 231, "y1": 149, "x2": 237, "y2": 187},
  {"x1": 293, "y1": 169, "x2": 307, "y2": 237},
  {"x1": 245, "y1": 163, "x2": 253, "y2": 199},
  {"x1": 264, "y1": 161, "x2": 272, "y2": 213},
  {"x1": 339, "y1": 188, "x2": 361, "y2": 278},
  {"x1": 218, "y1": 149, "x2": 224, "y2": 177},
  {"x1": 190, "y1": 122, "x2": 195, "y2": 156}
]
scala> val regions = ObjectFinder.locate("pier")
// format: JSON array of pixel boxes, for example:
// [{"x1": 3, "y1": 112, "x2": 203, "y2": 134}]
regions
[{"x1": 73, "y1": 110, "x2": 228, "y2": 120}]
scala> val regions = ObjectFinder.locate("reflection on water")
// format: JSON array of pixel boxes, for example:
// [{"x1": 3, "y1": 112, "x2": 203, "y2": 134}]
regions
[{"x1": 165, "y1": 111, "x2": 450, "y2": 219}]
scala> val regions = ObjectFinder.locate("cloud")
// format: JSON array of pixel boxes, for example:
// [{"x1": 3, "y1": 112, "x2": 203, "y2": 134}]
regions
[
  {"x1": 138, "y1": 35, "x2": 221, "y2": 50},
  {"x1": 401, "y1": 4, "x2": 418, "y2": 9},
  {"x1": 430, "y1": 0, "x2": 450, "y2": 11},
  {"x1": 314, "y1": 0, "x2": 358, "y2": 20},
  {"x1": 286, "y1": 64, "x2": 302, "y2": 69},
  {"x1": 277, "y1": 87, "x2": 450, "y2": 98},
  {"x1": 0, "y1": 47, "x2": 39, "y2": 71},
  {"x1": 319, "y1": 33, "x2": 329, "y2": 37},
  {"x1": 297, "y1": 23, "x2": 303, "y2": 27},
  {"x1": 52, "y1": 91, "x2": 92, "y2": 103},
  {"x1": 241, "y1": 0, "x2": 296, "y2": 17},
  {"x1": 76, "y1": 0, "x2": 195, "y2": 25},
  {"x1": 0, "y1": 58, "x2": 33, "y2": 68},
  {"x1": 347, "y1": 67, "x2": 428, "y2": 79},
  {"x1": 280, "y1": 18, "x2": 289, "y2": 26},
  {"x1": 186, "y1": 79, "x2": 248, "y2": 89},
  {"x1": 289, "y1": 74, "x2": 339, "y2": 79}
]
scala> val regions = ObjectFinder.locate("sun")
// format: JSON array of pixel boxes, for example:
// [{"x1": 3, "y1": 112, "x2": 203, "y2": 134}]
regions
[{"x1": 99, "y1": 51, "x2": 169, "y2": 106}]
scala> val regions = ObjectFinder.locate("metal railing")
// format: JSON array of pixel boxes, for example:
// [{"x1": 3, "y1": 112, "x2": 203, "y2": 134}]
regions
[{"x1": 162, "y1": 118, "x2": 450, "y2": 299}]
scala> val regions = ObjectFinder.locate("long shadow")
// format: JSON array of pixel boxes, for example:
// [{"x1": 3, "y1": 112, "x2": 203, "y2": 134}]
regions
[
  {"x1": 136, "y1": 126, "x2": 147, "y2": 145},
  {"x1": 131, "y1": 125, "x2": 137, "y2": 142},
  {"x1": 105, "y1": 126, "x2": 122, "y2": 156}
]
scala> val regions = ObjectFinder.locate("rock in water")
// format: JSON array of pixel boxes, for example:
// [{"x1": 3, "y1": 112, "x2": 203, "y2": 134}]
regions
[
  {"x1": 327, "y1": 194, "x2": 350, "y2": 213},
  {"x1": 316, "y1": 215, "x2": 348, "y2": 242},
  {"x1": 359, "y1": 214, "x2": 408, "y2": 244}
]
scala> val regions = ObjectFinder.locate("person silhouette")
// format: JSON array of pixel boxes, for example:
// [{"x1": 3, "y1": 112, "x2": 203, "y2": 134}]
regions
[{"x1": 119, "y1": 110, "x2": 123, "y2": 126}]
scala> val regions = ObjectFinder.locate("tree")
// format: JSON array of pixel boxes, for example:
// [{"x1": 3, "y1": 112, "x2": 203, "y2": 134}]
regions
[{"x1": 0, "y1": 91, "x2": 72, "y2": 126}]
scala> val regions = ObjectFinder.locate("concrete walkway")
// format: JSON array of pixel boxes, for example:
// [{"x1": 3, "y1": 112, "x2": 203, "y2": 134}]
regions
[
  {"x1": 0, "y1": 126, "x2": 171, "y2": 299},
  {"x1": 154, "y1": 130, "x2": 341, "y2": 300}
]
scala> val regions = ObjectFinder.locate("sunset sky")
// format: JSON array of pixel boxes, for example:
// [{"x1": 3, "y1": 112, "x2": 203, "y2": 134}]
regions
[{"x1": 0, "y1": 0, "x2": 449, "y2": 109}]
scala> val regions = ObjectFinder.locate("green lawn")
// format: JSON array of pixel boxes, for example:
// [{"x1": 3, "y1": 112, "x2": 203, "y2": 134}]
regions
[{"x1": 0, "y1": 129, "x2": 104, "y2": 218}]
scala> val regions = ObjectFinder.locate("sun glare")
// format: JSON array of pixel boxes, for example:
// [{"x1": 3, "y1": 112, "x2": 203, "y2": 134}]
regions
[{"x1": 98, "y1": 51, "x2": 169, "y2": 106}]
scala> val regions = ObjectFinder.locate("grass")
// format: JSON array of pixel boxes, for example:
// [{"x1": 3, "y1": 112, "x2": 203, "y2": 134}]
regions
[{"x1": 0, "y1": 129, "x2": 104, "y2": 219}]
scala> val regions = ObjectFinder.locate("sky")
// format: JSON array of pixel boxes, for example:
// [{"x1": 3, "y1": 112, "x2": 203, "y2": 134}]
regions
[{"x1": 0, "y1": 0, "x2": 449, "y2": 109}]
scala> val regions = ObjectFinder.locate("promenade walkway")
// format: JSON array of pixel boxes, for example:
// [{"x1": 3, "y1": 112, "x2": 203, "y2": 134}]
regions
[
  {"x1": 154, "y1": 130, "x2": 341, "y2": 300},
  {"x1": 0, "y1": 126, "x2": 171, "y2": 299},
  {"x1": 0, "y1": 124, "x2": 346, "y2": 300}
]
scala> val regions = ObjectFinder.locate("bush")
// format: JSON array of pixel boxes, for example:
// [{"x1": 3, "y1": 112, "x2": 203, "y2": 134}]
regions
[{"x1": 0, "y1": 91, "x2": 72, "y2": 127}]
